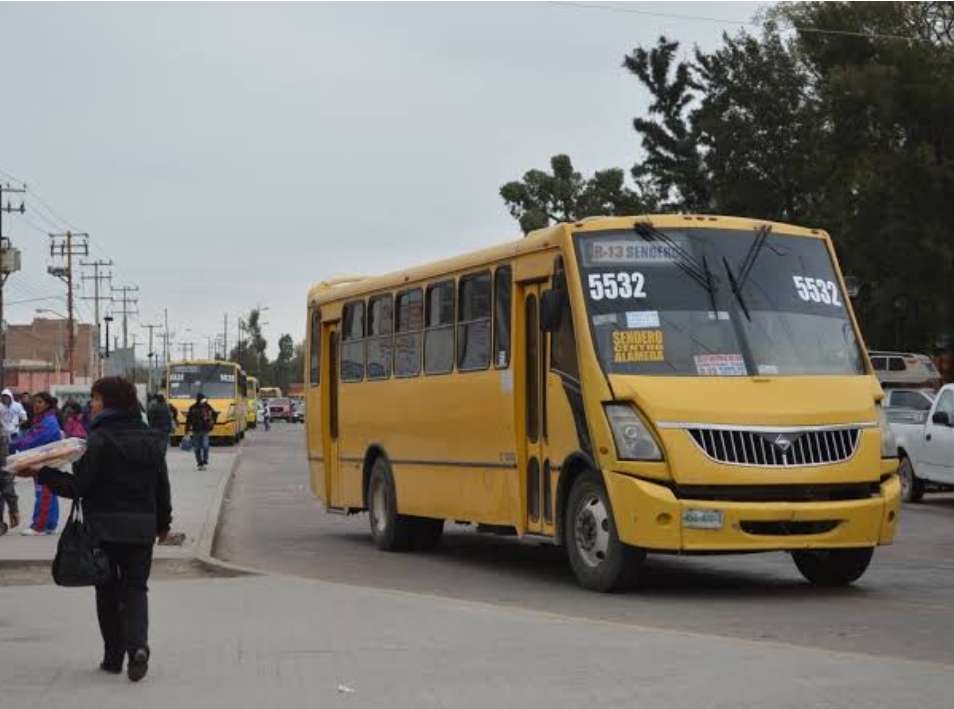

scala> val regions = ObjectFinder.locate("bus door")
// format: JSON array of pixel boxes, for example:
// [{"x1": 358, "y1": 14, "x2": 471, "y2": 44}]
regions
[
  {"x1": 323, "y1": 320, "x2": 342, "y2": 506},
  {"x1": 517, "y1": 282, "x2": 555, "y2": 537}
]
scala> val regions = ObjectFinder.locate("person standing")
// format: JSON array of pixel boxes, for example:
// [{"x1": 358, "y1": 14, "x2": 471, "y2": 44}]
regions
[
  {"x1": 63, "y1": 401, "x2": 89, "y2": 439},
  {"x1": 18, "y1": 391, "x2": 33, "y2": 432},
  {"x1": 0, "y1": 388, "x2": 28, "y2": 437},
  {"x1": 13, "y1": 376, "x2": 172, "y2": 682},
  {"x1": 146, "y1": 394, "x2": 174, "y2": 455},
  {"x1": 184, "y1": 394, "x2": 217, "y2": 470},
  {"x1": 11, "y1": 392, "x2": 64, "y2": 536},
  {"x1": 0, "y1": 429, "x2": 20, "y2": 535}
]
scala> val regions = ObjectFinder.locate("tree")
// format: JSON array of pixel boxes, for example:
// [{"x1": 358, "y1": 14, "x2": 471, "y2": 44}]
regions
[
  {"x1": 229, "y1": 308, "x2": 270, "y2": 379},
  {"x1": 267, "y1": 334, "x2": 296, "y2": 393},
  {"x1": 500, "y1": 154, "x2": 650, "y2": 234}
]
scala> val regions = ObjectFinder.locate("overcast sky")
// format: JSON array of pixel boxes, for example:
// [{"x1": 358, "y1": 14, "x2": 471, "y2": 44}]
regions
[{"x1": 0, "y1": 1, "x2": 762, "y2": 359}]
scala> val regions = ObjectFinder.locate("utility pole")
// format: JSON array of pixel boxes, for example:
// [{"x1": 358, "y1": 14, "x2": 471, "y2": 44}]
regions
[
  {"x1": 111, "y1": 285, "x2": 139, "y2": 350},
  {"x1": 48, "y1": 231, "x2": 89, "y2": 384},
  {"x1": 0, "y1": 183, "x2": 25, "y2": 387},
  {"x1": 142, "y1": 323, "x2": 161, "y2": 394},
  {"x1": 163, "y1": 308, "x2": 170, "y2": 366},
  {"x1": 223, "y1": 312, "x2": 228, "y2": 361},
  {"x1": 81, "y1": 258, "x2": 113, "y2": 377}
]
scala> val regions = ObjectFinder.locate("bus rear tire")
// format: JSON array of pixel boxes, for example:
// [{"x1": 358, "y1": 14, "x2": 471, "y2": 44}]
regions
[
  {"x1": 411, "y1": 518, "x2": 444, "y2": 551},
  {"x1": 565, "y1": 470, "x2": 644, "y2": 593},
  {"x1": 367, "y1": 458, "x2": 415, "y2": 551},
  {"x1": 792, "y1": 547, "x2": 874, "y2": 587}
]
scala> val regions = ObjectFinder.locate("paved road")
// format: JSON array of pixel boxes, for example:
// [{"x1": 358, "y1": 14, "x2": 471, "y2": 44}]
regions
[{"x1": 216, "y1": 425, "x2": 954, "y2": 664}]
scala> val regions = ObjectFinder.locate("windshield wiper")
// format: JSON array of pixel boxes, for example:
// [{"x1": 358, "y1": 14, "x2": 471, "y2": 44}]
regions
[
  {"x1": 736, "y1": 223, "x2": 772, "y2": 291},
  {"x1": 633, "y1": 222, "x2": 719, "y2": 313},
  {"x1": 720, "y1": 223, "x2": 773, "y2": 322}
]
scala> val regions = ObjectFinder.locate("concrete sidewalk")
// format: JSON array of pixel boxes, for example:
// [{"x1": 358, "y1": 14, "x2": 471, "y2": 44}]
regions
[
  {"x1": 0, "y1": 443, "x2": 236, "y2": 563},
  {"x1": 1, "y1": 572, "x2": 952, "y2": 708}
]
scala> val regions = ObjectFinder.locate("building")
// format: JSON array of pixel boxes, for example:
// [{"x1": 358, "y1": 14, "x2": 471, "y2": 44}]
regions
[{"x1": 3, "y1": 317, "x2": 97, "y2": 390}]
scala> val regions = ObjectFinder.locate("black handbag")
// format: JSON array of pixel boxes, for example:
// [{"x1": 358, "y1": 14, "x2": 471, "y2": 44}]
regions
[{"x1": 52, "y1": 500, "x2": 111, "y2": 587}]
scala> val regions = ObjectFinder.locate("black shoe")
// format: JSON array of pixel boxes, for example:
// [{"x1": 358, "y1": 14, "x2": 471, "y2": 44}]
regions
[
  {"x1": 100, "y1": 659, "x2": 123, "y2": 674},
  {"x1": 127, "y1": 648, "x2": 149, "y2": 682}
]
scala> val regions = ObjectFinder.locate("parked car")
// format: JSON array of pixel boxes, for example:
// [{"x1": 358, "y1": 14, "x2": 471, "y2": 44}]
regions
[
  {"x1": 889, "y1": 383, "x2": 954, "y2": 502},
  {"x1": 293, "y1": 400, "x2": 306, "y2": 423},
  {"x1": 267, "y1": 397, "x2": 294, "y2": 422},
  {"x1": 883, "y1": 388, "x2": 936, "y2": 412},
  {"x1": 869, "y1": 350, "x2": 942, "y2": 390}
]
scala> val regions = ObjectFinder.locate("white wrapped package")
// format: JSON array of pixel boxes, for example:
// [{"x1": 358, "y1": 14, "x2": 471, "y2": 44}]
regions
[{"x1": 5, "y1": 437, "x2": 87, "y2": 473}]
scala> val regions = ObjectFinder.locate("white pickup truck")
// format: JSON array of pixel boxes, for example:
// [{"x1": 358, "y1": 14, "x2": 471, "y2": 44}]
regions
[{"x1": 890, "y1": 383, "x2": 954, "y2": 502}]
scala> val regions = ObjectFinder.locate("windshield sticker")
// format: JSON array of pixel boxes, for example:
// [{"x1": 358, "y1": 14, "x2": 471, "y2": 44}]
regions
[
  {"x1": 625, "y1": 310, "x2": 660, "y2": 329},
  {"x1": 592, "y1": 313, "x2": 618, "y2": 327},
  {"x1": 707, "y1": 311, "x2": 731, "y2": 321},
  {"x1": 589, "y1": 241, "x2": 679, "y2": 265},
  {"x1": 792, "y1": 276, "x2": 843, "y2": 306},
  {"x1": 613, "y1": 330, "x2": 665, "y2": 363},
  {"x1": 587, "y1": 272, "x2": 647, "y2": 301},
  {"x1": 757, "y1": 364, "x2": 780, "y2": 375},
  {"x1": 694, "y1": 354, "x2": 746, "y2": 376}
]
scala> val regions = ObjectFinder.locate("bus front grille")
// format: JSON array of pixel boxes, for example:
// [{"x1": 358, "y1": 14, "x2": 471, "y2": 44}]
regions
[{"x1": 687, "y1": 427, "x2": 861, "y2": 467}]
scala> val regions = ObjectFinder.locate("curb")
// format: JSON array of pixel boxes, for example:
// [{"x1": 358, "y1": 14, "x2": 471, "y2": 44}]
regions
[{"x1": 194, "y1": 447, "x2": 263, "y2": 577}]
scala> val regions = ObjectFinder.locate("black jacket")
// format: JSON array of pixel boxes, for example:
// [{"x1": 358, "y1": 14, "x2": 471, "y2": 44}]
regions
[
  {"x1": 185, "y1": 402, "x2": 217, "y2": 434},
  {"x1": 38, "y1": 413, "x2": 172, "y2": 544},
  {"x1": 147, "y1": 400, "x2": 174, "y2": 434}
]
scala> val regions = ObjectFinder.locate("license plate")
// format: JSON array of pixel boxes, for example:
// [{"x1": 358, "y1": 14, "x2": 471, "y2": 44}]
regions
[{"x1": 682, "y1": 509, "x2": 724, "y2": 530}]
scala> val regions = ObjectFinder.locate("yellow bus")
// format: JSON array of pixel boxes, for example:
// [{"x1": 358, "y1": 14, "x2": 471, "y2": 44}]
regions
[
  {"x1": 247, "y1": 375, "x2": 259, "y2": 429},
  {"x1": 304, "y1": 215, "x2": 900, "y2": 592},
  {"x1": 166, "y1": 359, "x2": 248, "y2": 446}
]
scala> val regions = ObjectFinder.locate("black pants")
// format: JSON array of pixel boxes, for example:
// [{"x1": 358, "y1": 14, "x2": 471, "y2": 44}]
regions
[{"x1": 96, "y1": 542, "x2": 154, "y2": 661}]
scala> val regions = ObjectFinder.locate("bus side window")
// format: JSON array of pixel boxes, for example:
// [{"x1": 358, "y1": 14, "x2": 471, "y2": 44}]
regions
[
  {"x1": 309, "y1": 308, "x2": 321, "y2": 386},
  {"x1": 550, "y1": 259, "x2": 579, "y2": 381},
  {"x1": 341, "y1": 300, "x2": 366, "y2": 382},
  {"x1": 494, "y1": 265, "x2": 512, "y2": 369},
  {"x1": 458, "y1": 271, "x2": 492, "y2": 371},
  {"x1": 425, "y1": 280, "x2": 456, "y2": 375},
  {"x1": 367, "y1": 295, "x2": 394, "y2": 380},
  {"x1": 395, "y1": 288, "x2": 423, "y2": 377}
]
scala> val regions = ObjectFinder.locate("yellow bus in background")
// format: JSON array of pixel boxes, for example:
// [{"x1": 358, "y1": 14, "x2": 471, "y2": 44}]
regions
[
  {"x1": 259, "y1": 386, "x2": 282, "y2": 400},
  {"x1": 304, "y1": 215, "x2": 900, "y2": 592},
  {"x1": 247, "y1": 376, "x2": 259, "y2": 429},
  {"x1": 166, "y1": 359, "x2": 248, "y2": 446}
]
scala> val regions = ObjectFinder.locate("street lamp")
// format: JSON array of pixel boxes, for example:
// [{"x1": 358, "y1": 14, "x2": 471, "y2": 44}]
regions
[
  {"x1": 35, "y1": 308, "x2": 70, "y2": 383},
  {"x1": 103, "y1": 316, "x2": 114, "y2": 359}
]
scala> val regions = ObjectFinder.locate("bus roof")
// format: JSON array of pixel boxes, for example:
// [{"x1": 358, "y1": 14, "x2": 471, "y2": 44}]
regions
[
  {"x1": 306, "y1": 214, "x2": 826, "y2": 307},
  {"x1": 167, "y1": 359, "x2": 241, "y2": 368}
]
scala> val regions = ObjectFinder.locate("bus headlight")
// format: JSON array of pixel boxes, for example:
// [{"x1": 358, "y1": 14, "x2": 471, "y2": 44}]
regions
[
  {"x1": 227, "y1": 404, "x2": 236, "y2": 420},
  {"x1": 878, "y1": 405, "x2": 898, "y2": 459},
  {"x1": 604, "y1": 404, "x2": 663, "y2": 461}
]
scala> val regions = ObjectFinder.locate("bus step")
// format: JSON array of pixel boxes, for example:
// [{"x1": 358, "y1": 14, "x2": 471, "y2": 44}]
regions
[
  {"x1": 326, "y1": 506, "x2": 359, "y2": 516},
  {"x1": 523, "y1": 532, "x2": 558, "y2": 546},
  {"x1": 476, "y1": 524, "x2": 517, "y2": 536}
]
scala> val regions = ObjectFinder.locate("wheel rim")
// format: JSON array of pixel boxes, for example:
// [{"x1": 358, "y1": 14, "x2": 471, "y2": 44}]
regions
[
  {"x1": 574, "y1": 492, "x2": 610, "y2": 568},
  {"x1": 371, "y1": 478, "x2": 388, "y2": 534},
  {"x1": 899, "y1": 461, "x2": 912, "y2": 498}
]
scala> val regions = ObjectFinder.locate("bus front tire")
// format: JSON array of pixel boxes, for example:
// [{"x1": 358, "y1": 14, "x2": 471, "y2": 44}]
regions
[
  {"x1": 565, "y1": 470, "x2": 644, "y2": 593},
  {"x1": 792, "y1": 547, "x2": 874, "y2": 587},
  {"x1": 899, "y1": 457, "x2": 923, "y2": 503},
  {"x1": 367, "y1": 458, "x2": 415, "y2": 552}
]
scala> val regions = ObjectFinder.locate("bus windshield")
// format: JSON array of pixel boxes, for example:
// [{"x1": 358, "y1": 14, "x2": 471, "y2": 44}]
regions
[
  {"x1": 574, "y1": 228, "x2": 865, "y2": 377},
  {"x1": 168, "y1": 363, "x2": 238, "y2": 399}
]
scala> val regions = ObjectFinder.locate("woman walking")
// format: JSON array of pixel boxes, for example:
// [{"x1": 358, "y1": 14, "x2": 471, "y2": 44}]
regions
[
  {"x1": 14, "y1": 377, "x2": 172, "y2": 682},
  {"x1": 12, "y1": 392, "x2": 64, "y2": 536}
]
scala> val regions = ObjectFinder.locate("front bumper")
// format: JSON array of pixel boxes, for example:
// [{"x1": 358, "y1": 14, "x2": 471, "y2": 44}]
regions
[{"x1": 607, "y1": 471, "x2": 901, "y2": 552}]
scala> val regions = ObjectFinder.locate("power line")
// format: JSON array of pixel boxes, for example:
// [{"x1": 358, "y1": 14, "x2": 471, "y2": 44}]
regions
[{"x1": 548, "y1": 2, "x2": 918, "y2": 42}]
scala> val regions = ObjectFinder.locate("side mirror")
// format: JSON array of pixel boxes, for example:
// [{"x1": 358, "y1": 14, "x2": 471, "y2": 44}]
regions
[
  {"x1": 932, "y1": 410, "x2": 952, "y2": 427},
  {"x1": 541, "y1": 289, "x2": 566, "y2": 332}
]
